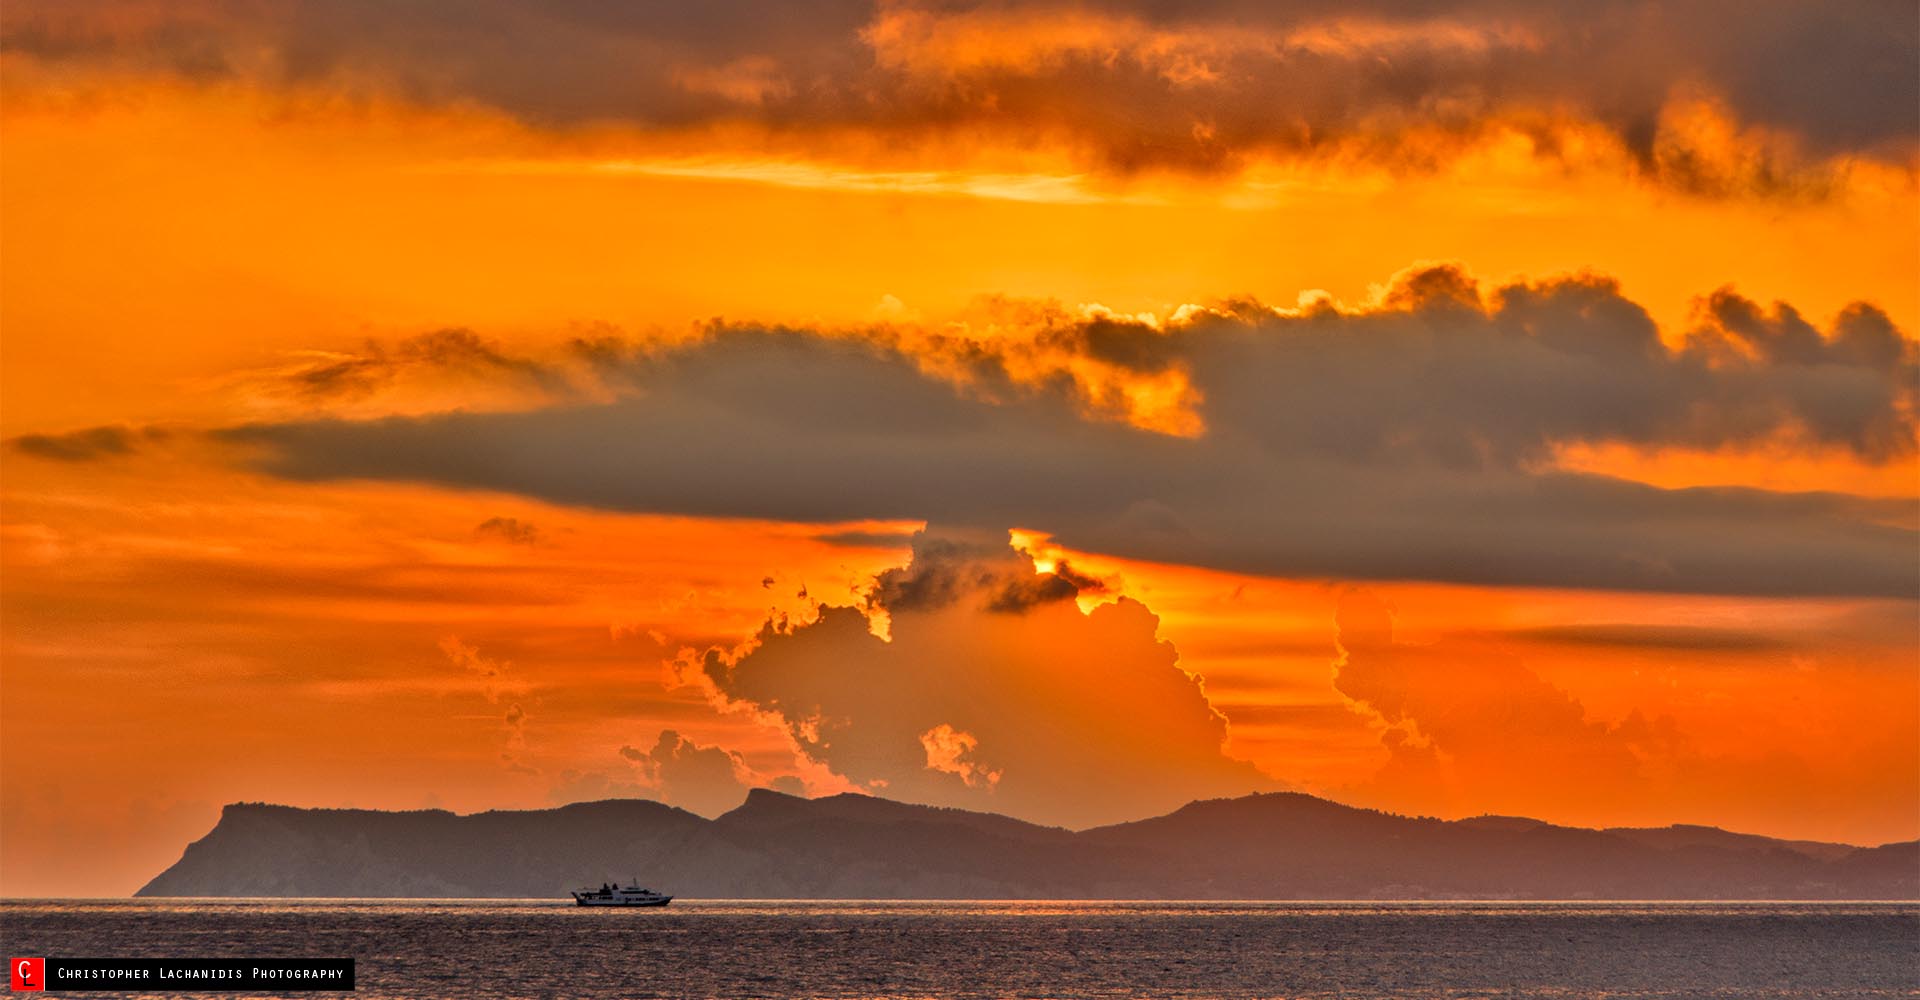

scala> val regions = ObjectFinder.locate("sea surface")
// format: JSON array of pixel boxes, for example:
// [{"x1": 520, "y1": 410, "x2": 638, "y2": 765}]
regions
[{"x1": 2, "y1": 900, "x2": 1915, "y2": 999}]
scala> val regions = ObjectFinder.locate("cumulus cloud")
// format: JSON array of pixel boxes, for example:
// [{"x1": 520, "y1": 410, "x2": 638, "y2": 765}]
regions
[
  {"x1": 919, "y1": 723, "x2": 1002, "y2": 789},
  {"x1": 620, "y1": 730, "x2": 751, "y2": 818},
  {"x1": 547, "y1": 768, "x2": 651, "y2": 807},
  {"x1": 698, "y1": 530, "x2": 1275, "y2": 828},
  {"x1": 1333, "y1": 591, "x2": 1659, "y2": 816},
  {"x1": 3, "y1": 0, "x2": 1912, "y2": 187},
  {"x1": 219, "y1": 267, "x2": 1918, "y2": 597},
  {"x1": 552, "y1": 739, "x2": 806, "y2": 813},
  {"x1": 766, "y1": 774, "x2": 808, "y2": 797}
]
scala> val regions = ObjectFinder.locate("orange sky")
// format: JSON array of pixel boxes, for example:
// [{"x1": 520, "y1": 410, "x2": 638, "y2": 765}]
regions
[{"x1": 1, "y1": 1, "x2": 1916, "y2": 897}]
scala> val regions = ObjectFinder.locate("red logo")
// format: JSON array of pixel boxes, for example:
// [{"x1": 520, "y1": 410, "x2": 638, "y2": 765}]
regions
[{"x1": 9, "y1": 958, "x2": 43, "y2": 991}]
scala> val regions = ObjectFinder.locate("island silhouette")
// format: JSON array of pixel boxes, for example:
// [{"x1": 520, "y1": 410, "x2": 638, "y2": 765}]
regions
[{"x1": 138, "y1": 789, "x2": 1918, "y2": 900}]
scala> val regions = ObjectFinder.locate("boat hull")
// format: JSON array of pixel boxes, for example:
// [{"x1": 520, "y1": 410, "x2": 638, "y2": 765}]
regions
[{"x1": 571, "y1": 894, "x2": 673, "y2": 907}]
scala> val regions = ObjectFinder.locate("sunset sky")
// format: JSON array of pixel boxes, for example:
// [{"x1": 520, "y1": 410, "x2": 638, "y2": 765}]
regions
[{"x1": 2, "y1": 1, "x2": 1916, "y2": 897}]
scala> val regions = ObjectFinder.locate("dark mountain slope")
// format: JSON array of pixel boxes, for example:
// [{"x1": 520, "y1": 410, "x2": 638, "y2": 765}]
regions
[
  {"x1": 137, "y1": 799, "x2": 711, "y2": 897},
  {"x1": 137, "y1": 790, "x2": 1917, "y2": 900}
]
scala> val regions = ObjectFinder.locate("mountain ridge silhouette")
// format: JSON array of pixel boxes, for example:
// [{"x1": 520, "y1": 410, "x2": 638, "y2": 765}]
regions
[{"x1": 136, "y1": 789, "x2": 1919, "y2": 899}]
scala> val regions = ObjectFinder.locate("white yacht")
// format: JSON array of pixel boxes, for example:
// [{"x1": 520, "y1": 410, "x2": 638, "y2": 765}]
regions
[{"x1": 570, "y1": 880, "x2": 673, "y2": 907}]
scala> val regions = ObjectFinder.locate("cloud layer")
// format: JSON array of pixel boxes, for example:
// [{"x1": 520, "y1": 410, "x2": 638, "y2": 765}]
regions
[
  {"x1": 5, "y1": 0, "x2": 1913, "y2": 185},
  {"x1": 205, "y1": 267, "x2": 1917, "y2": 597}
]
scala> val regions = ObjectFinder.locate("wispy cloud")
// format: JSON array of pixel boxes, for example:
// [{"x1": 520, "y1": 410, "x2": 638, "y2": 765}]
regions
[{"x1": 449, "y1": 157, "x2": 1142, "y2": 205}]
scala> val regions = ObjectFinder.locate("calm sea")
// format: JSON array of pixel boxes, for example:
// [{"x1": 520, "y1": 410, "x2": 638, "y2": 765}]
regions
[{"x1": 2, "y1": 900, "x2": 1915, "y2": 999}]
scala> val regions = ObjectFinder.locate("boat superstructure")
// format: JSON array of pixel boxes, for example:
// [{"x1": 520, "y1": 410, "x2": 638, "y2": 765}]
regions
[{"x1": 570, "y1": 881, "x2": 673, "y2": 907}]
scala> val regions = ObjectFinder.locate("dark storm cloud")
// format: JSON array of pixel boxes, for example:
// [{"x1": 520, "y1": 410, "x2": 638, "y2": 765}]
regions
[
  {"x1": 1496, "y1": 624, "x2": 1792, "y2": 653},
  {"x1": 4, "y1": 1, "x2": 1913, "y2": 181},
  {"x1": 876, "y1": 538, "x2": 1103, "y2": 613},
  {"x1": 9, "y1": 425, "x2": 165, "y2": 462},
  {"x1": 11, "y1": 426, "x2": 140, "y2": 462},
  {"x1": 1173, "y1": 270, "x2": 1918, "y2": 467},
  {"x1": 812, "y1": 528, "x2": 919, "y2": 549},
  {"x1": 867, "y1": 530, "x2": 1099, "y2": 614},
  {"x1": 214, "y1": 269, "x2": 1918, "y2": 597}
]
